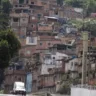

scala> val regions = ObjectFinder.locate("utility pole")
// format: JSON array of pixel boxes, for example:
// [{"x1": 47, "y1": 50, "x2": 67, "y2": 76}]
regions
[{"x1": 82, "y1": 32, "x2": 88, "y2": 85}]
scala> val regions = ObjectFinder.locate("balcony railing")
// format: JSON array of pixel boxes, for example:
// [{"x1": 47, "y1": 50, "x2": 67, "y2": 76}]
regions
[
  {"x1": 38, "y1": 26, "x2": 53, "y2": 32},
  {"x1": 10, "y1": 13, "x2": 29, "y2": 17},
  {"x1": 5, "y1": 70, "x2": 25, "y2": 75}
]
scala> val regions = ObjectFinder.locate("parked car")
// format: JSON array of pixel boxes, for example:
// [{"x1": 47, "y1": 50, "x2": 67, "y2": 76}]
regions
[{"x1": 11, "y1": 81, "x2": 26, "y2": 96}]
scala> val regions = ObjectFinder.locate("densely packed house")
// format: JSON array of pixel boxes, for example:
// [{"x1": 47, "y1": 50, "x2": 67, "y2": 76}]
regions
[{"x1": 5, "y1": 0, "x2": 96, "y2": 94}]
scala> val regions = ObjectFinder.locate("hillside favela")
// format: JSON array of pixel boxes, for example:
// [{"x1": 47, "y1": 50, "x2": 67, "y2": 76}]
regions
[{"x1": 0, "y1": 0, "x2": 96, "y2": 96}]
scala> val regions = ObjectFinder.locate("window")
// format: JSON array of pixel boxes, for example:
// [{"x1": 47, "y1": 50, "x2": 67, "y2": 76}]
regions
[
  {"x1": 29, "y1": 37, "x2": 34, "y2": 43},
  {"x1": 26, "y1": 32, "x2": 30, "y2": 36},
  {"x1": 71, "y1": 62, "x2": 73, "y2": 68},
  {"x1": 79, "y1": 73, "x2": 82, "y2": 78},
  {"x1": 26, "y1": 0, "x2": 28, "y2": 4},
  {"x1": 42, "y1": 2, "x2": 46, "y2": 5},
  {"x1": 31, "y1": 2, "x2": 34, "y2": 4},
  {"x1": 37, "y1": 14, "x2": 42, "y2": 19},
  {"x1": 40, "y1": 43, "x2": 42, "y2": 45},
  {"x1": 22, "y1": 18, "x2": 25, "y2": 21},
  {"x1": 74, "y1": 62, "x2": 78, "y2": 66},
  {"x1": 19, "y1": 0, "x2": 24, "y2": 4},
  {"x1": 48, "y1": 43, "x2": 51, "y2": 45},
  {"x1": 18, "y1": 77, "x2": 22, "y2": 81},
  {"x1": 14, "y1": 76, "x2": 17, "y2": 79},
  {"x1": 80, "y1": 51, "x2": 83, "y2": 55},
  {"x1": 55, "y1": 11, "x2": 58, "y2": 15},
  {"x1": 32, "y1": 10, "x2": 35, "y2": 13},
  {"x1": 46, "y1": 10, "x2": 48, "y2": 12},
  {"x1": 53, "y1": 60, "x2": 56, "y2": 65},
  {"x1": 13, "y1": 18, "x2": 18, "y2": 22},
  {"x1": 31, "y1": 25, "x2": 33, "y2": 27},
  {"x1": 71, "y1": 62, "x2": 73, "y2": 66},
  {"x1": 19, "y1": 5, "x2": 22, "y2": 7},
  {"x1": 15, "y1": 9, "x2": 21, "y2": 13},
  {"x1": 68, "y1": 41, "x2": 71, "y2": 44},
  {"x1": 26, "y1": 37, "x2": 37, "y2": 45},
  {"x1": 46, "y1": 55, "x2": 51, "y2": 59},
  {"x1": 15, "y1": 5, "x2": 18, "y2": 7}
]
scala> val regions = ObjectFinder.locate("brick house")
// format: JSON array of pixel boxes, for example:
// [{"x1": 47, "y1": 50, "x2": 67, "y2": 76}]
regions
[
  {"x1": 8, "y1": 0, "x2": 86, "y2": 94},
  {"x1": 4, "y1": 69, "x2": 26, "y2": 93},
  {"x1": 38, "y1": 67, "x2": 65, "y2": 93}
]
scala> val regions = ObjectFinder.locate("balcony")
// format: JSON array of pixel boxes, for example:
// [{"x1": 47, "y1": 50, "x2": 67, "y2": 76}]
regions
[
  {"x1": 10, "y1": 13, "x2": 29, "y2": 18},
  {"x1": 70, "y1": 66, "x2": 78, "y2": 72},
  {"x1": 38, "y1": 26, "x2": 53, "y2": 32},
  {"x1": 38, "y1": 81, "x2": 55, "y2": 88},
  {"x1": 13, "y1": 5, "x2": 29, "y2": 9},
  {"x1": 5, "y1": 70, "x2": 26, "y2": 75},
  {"x1": 20, "y1": 22, "x2": 28, "y2": 27},
  {"x1": 10, "y1": 22, "x2": 19, "y2": 27},
  {"x1": 44, "y1": 82, "x2": 55, "y2": 87}
]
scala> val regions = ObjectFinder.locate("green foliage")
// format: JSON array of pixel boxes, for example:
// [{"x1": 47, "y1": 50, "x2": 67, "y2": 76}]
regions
[
  {"x1": 69, "y1": 19, "x2": 83, "y2": 30},
  {"x1": 64, "y1": 0, "x2": 84, "y2": 8},
  {"x1": 0, "y1": 29, "x2": 21, "y2": 59},
  {"x1": 83, "y1": 19, "x2": 96, "y2": 36},
  {"x1": 0, "y1": 0, "x2": 21, "y2": 69},
  {"x1": 0, "y1": 0, "x2": 12, "y2": 14},
  {"x1": 84, "y1": 0, "x2": 96, "y2": 16},
  {"x1": 0, "y1": 40, "x2": 10, "y2": 68},
  {"x1": 69, "y1": 18, "x2": 96, "y2": 36},
  {"x1": 19, "y1": 0, "x2": 24, "y2": 4},
  {"x1": 0, "y1": 0, "x2": 12, "y2": 29},
  {"x1": 0, "y1": 90, "x2": 4, "y2": 94},
  {"x1": 57, "y1": 73, "x2": 80, "y2": 94},
  {"x1": 0, "y1": 13, "x2": 9, "y2": 30},
  {"x1": 64, "y1": 0, "x2": 96, "y2": 16},
  {"x1": 0, "y1": 29, "x2": 21, "y2": 68},
  {"x1": 57, "y1": 0, "x2": 63, "y2": 6}
]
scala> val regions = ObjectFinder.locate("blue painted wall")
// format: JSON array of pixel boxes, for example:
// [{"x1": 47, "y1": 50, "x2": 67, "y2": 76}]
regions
[{"x1": 26, "y1": 73, "x2": 32, "y2": 93}]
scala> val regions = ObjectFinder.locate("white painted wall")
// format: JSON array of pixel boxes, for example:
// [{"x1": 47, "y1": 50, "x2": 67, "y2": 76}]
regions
[
  {"x1": 65, "y1": 58, "x2": 78, "y2": 72},
  {"x1": 54, "y1": 52, "x2": 68, "y2": 67},
  {"x1": 44, "y1": 52, "x2": 68, "y2": 66},
  {"x1": 41, "y1": 64, "x2": 55, "y2": 75},
  {"x1": 26, "y1": 37, "x2": 37, "y2": 45},
  {"x1": 44, "y1": 54, "x2": 52, "y2": 65},
  {"x1": 71, "y1": 86, "x2": 96, "y2": 96},
  {"x1": 42, "y1": 52, "x2": 68, "y2": 75}
]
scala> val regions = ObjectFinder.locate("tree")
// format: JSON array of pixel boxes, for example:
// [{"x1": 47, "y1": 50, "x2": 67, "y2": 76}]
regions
[
  {"x1": 0, "y1": 40, "x2": 10, "y2": 68},
  {"x1": 0, "y1": 0, "x2": 20, "y2": 87},
  {"x1": 69, "y1": 18, "x2": 96, "y2": 36},
  {"x1": 0, "y1": 13, "x2": 9, "y2": 30},
  {"x1": 83, "y1": 19, "x2": 96, "y2": 36},
  {"x1": 64, "y1": 0, "x2": 84, "y2": 8},
  {"x1": 57, "y1": 73, "x2": 80, "y2": 94},
  {"x1": 0, "y1": 0, "x2": 12, "y2": 29},
  {"x1": 2, "y1": 0, "x2": 12, "y2": 14},
  {"x1": 57, "y1": 0, "x2": 63, "y2": 6},
  {"x1": 0, "y1": 29, "x2": 21, "y2": 68},
  {"x1": 0, "y1": 40, "x2": 10, "y2": 87},
  {"x1": 0, "y1": 29, "x2": 21, "y2": 87},
  {"x1": 83, "y1": 0, "x2": 96, "y2": 16},
  {"x1": 64, "y1": 0, "x2": 96, "y2": 16}
]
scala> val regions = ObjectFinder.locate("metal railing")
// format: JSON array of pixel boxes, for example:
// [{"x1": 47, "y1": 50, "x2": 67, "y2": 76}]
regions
[{"x1": 72, "y1": 84, "x2": 96, "y2": 90}]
